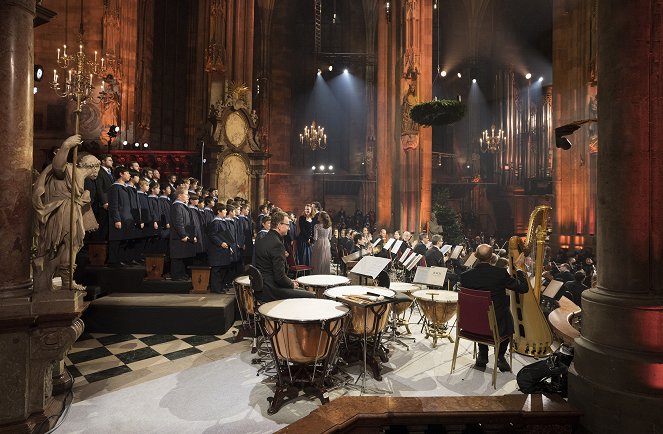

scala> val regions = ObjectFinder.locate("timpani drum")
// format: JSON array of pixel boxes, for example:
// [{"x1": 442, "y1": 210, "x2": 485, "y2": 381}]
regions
[
  {"x1": 412, "y1": 289, "x2": 458, "y2": 348},
  {"x1": 389, "y1": 282, "x2": 419, "y2": 334},
  {"x1": 233, "y1": 275, "x2": 254, "y2": 316},
  {"x1": 324, "y1": 286, "x2": 394, "y2": 336},
  {"x1": 297, "y1": 274, "x2": 350, "y2": 298},
  {"x1": 259, "y1": 299, "x2": 349, "y2": 364}
]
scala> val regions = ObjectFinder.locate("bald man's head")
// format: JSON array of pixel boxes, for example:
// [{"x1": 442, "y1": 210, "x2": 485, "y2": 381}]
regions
[{"x1": 476, "y1": 244, "x2": 494, "y2": 262}]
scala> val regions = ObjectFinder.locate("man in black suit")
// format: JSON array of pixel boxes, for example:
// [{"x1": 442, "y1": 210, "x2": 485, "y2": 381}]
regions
[
  {"x1": 169, "y1": 187, "x2": 198, "y2": 280},
  {"x1": 92, "y1": 154, "x2": 115, "y2": 241},
  {"x1": 413, "y1": 233, "x2": 429, "y2": 256},
  {"x1": 425, "y1": 235, "x2": 446, "y2": 267},
  {"x1": 254, "y1": 211, "x2": 315, "y2": 302},
  {"x1": 561, "y1": 270, "x2": 588, "y2": 307},
  {"x1": 460, "y1": 244, "x2": 529, "y2": 372}
]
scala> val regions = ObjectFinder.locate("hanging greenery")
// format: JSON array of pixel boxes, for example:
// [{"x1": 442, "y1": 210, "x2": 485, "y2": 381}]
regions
[
  {"x1": 432, "y1": 189, "x2": 464, "y2": 245},
  {"x1": 410, "y1": 99, "x2": 465, "y2": 126}
]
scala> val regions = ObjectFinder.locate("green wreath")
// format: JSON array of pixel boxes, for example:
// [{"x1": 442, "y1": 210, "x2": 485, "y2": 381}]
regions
[{"x1": 410, "y1": 99, "x2": 465, "y2": 126}]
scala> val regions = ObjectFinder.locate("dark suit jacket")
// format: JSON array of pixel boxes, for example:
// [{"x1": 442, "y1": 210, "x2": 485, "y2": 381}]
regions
[
  {"x1": 254, "y1": 229, "x2": 294, "y2": 297},
  {"x1": 169, "y1": 202, "x2": 197, "y2": 259},
  {"x1": 108, "y1": 183, "x2": 133, "y2": 241},
  {"x1": 413, "y1": 242, "x2": 428, "y2": 256},
  {"x1": 425, "y1": 246, "x2": 445, "y2": 267},
  {"x1": 95, "y1": 167, "x2": 114, "y2": 206},
  {"x1": 561, "y1": 281, "x2": 588, "y2": 307},
  {"x1": 206, "y1": 218, "x2": 234, "y2": 266},
  {"x1": 460, "y1": 262, "x2": 529, "y2": 336}
]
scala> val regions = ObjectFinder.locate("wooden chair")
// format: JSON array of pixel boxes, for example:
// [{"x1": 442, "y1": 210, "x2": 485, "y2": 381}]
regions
[
  {"x1": 287, "y1": 241, "x2": 312, "y2": 278},
  {"x1": 451, "y1": 287, "x2": 513, "y2": 389}
]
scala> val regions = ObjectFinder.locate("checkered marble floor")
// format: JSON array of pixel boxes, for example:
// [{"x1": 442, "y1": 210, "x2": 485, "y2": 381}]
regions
[{"x1": 65, "y1": 323, "x2": 242, "y2": 387}]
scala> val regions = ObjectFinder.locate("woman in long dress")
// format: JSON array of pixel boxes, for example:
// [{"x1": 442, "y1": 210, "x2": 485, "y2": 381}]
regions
[
  {"x1": 311, "y1": 211, "x2": 332, "y2": 275},
  {"x1": 296, "y1": 204, "x2": 314, "y2": 265}
]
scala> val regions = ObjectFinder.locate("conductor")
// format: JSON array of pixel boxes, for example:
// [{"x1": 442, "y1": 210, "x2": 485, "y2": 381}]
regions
[
  {"x1": 460, "y1": 243, "x2": 529, "y2": 372},
  {"x1": 254, "y1": 211, "x2": 315, "y2": 302}
]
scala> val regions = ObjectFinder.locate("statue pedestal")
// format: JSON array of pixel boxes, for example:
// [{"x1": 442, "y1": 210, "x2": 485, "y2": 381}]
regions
[{"x1": 32, "y1": 288, "x2": 87, "y2": 315}]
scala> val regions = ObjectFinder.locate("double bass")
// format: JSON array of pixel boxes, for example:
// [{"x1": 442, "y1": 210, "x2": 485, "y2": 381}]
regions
[{"x1": 508, "y1": 205, "x2": 554, "y2": 357}]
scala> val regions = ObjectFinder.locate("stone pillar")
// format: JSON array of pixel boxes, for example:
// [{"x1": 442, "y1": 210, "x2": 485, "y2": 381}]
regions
[
  {"x1": 567, "y1": 1, "x2": 663, "y2": 432},
  {"x1": 0, "y1": 0, "x2": 34, "y2": 301}
]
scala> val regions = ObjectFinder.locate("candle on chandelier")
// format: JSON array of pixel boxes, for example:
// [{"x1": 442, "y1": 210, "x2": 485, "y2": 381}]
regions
[
  {"x1": 57, "y1": 48, "x2": 60, "y2": 60},
  {"x1": 68, "y1": 69, "x2": 72, "y2": 82},
  {"x1": 101, "y1": 58, "x2": 105, "y2": 69},
  {"x1": 79, "y1": 44, "x2": 82, "y2": 55},
  {"x1": 63, "y1": 44, "x2": 67, "y2": 57},
  {"x1": 101, "y1": 80, "x2": 105, "y2": 91},
  {"x1": 89, "y1": 73, "x2": 93, "y2": 86},
  {"x1": 94, "y1": 51, "x2": 97, "y2": 63},
  {"x1": 53, "y1": 69, "x2": 57, "y2": 82}
]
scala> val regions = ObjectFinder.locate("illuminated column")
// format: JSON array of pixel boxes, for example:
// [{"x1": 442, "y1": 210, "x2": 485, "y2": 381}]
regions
[{"x1": 567, "y1": 0, "x2": 663, "y2": 432}]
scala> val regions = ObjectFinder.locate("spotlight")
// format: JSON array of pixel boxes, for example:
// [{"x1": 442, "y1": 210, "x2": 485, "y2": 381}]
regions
[
  {"x1": 472, "y1": 78, "x2": 477, "y2": 83},
  {"x1": 33, "y1": 87, "x2": 37, "y2": 94},
  {"x1": 328, "y1": 65, "x2": 333, "y2": 71},
  {"x1": 107, "y1": 125, "x2": 119, "y2": 138},
  {"x1": 538, "y1": 76, "x2": 544, "y2": 82},
  {"x1": 134, "y1": 142, "x2": 140, "y2": 148},
  {"x1": 319, "y1": 164, "x2": 325, "y2": 171},
  {"x1": 143, "y1": 143, "x2": 149, "y2": 148},
  {"x1": 312, "y1": 165, "x2": 316, "y2": 170},
  {"x1": 34, "y1": 64, "x2": 44, "y2": 82},
  {"x1": 525, "y1": 73, "x2": 532, "y2": 79},
  {"x1": 343, "y1": 68, "x2": 348, "y2": 74},
  {"x1": 328, "y1": 165, "x2": 333, "y2": 170},
  {"x1": 441, "y1": 70, "x2": 447, "y2": 77},
  {"x1": 433, "y1": 1, "x2": 437, "y2": 9},
  {"x1": 317, "y1": 69, "x2": 322, "y2": 76},
  {"x1": 457, "y1": 72, "x2": 462, "y2": 78},
  {"x1": 466, "y1": 164, "x2": 471, "y2": 169},
  {"x1": 556, "y1": 137, "x2": 573, "y2": 150},
  {"x1": 122, "y1": 140, "x2": 128, "y2": 146}
]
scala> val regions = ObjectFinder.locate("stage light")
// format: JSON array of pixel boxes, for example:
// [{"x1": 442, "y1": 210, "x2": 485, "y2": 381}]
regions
[
  {"x1": 312, "y1": 165, "x2": 316, "y2": 170},
  {"x1": 328, "y1": 165, "x2": 333, "y2": 170},
  {"x1": 343, "y1": 68, "x2": 348, "y2": 74},
  {"x1": 33, "y1": 87, "x2": 37, "y2": 94},
  {"x1": 328, "y1": 65, "x2": 333, "y2": 71},
  {"x1": 122, "y1": 140, "x2": 128, "y2": 146},
  {"x1": 472, "y1": 78, "x2": 477, "y2": 83},
  {"x1": 457, "y1": 72, "x2": 462, "y2": 78},
  {"x1": 317, "y1": 69, "x2": 321, "y2": 76},
  {"x1": 319, "y1": 164, "x2": 325, "y2": 171},
  {"x1": 108, "y1": 125, "x2": 119, "y2": 138},
  {"x1": 34, "y1": 64, "x2": 44, "y2": 82},
  {"x1": 441, "y1": 70, "x2": 447, "y2": 77},
  {"x1": 134, "y1": 142, "x2": 140, "y2": 148},
  {"x1": 525, "y1": 73, "x2": 532, "y2": 79},
  {"x1": 143, "y1": 143, "x2": 149, "y2": 148},
  {"x1": 433, "y1": 1, "x2": 437, "y2": 9},
  {"x1": 538, "y1": 76, "x2": 544, "y2": 82},
  {"x1": 466, "y1": 164, "x2": 471, "y2": 169}
]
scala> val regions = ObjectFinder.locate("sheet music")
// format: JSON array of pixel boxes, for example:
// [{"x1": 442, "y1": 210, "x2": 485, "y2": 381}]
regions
[
  {"x1": 372, "y1": 238, "x2": 382, "y2": 247},
  {"x1": 450, "y1": 245, "x2": 464, "y2": 259},
  {"x1": 399, "y1": 248, "x2": 412, "y2": 263},
  {"x1": 441, "y1": 244, "x2": 452, "y2": 255},
  {"x1": 463, "y1": 252, "x2": 478, "y2": 267},
  {"x1": 413, "y1": 266, "x2": 448, "y2": 287},
  {"x1": 405, "y1": 254, "x2": 422, "y2": 271},
  {"x1": 384, "y1": 238, "x2": 396, "y2": 250},
  {"x1": 349, "y1": 256, "x2": 392, "y2": 279},
  {"x1": 542, "y1": 280, "x2": 564, "y2": 298},
  {"x1": 391, "y1": 240, "x2": 403, "y2": 254}
]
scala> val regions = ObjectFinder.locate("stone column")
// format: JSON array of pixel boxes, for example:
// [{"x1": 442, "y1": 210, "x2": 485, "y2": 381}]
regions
[
  {"x1": 567, "y1": 0, "x2": 663, "y2": 432},
  {"x1": 0, "y1": 0, "x2": 34, "y2": 301}
]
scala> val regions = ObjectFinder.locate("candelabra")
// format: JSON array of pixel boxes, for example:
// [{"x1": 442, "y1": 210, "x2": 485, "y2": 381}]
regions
[
  {"x1": 480, "y1": 124, "x2": 505, "y2": 153},
  {"x1": 300, "y1": 120, "x2": 327, "y2": 151},
  {"x1": 50, "y1": 34, "x2": 101, "y2": 290}
]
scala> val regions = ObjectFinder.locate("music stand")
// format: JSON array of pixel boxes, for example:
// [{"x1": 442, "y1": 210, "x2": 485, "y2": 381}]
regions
[
  {"x1": 463, "y1": 252, "x2": 478, "y2": 268},
  {"x1": 450, "y1": 245, "x2": 464, "y2": 260},
  {"x1": 350, "y1": 256, "x2": 392, "y2": 285},
  {"x1": 413, "y1": 266, "x2": 448, "y2": 288},
  {"x1": 543, "y1": 279, "x2": 564, "y2": 300},
  {"x1": 391, "y1": 240, "x2": 403, "y2": 254}
]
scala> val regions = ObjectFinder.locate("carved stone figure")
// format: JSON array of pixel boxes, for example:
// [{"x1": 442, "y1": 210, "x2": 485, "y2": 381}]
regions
[{"x1": 32, "y1": 135, "x2": 101, "y2": 291}]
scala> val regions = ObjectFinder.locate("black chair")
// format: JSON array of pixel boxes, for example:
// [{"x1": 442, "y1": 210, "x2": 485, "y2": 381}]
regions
[{"x1": 246, "y1": 265, "x2": 273, "y2": 375}]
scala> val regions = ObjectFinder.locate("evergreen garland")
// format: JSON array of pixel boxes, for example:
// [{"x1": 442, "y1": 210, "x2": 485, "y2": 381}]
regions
[{"x1": 410, "y1": 99, "x2": 465, "y2": 126}]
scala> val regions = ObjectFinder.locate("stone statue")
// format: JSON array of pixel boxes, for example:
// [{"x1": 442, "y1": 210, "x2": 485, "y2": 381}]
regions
[
  {"x1": 400, "y1": 79, "x2": 420, "y2": 152},
  {"x1": 32, "y1": 135, "x2": 101, "y2": 292}
]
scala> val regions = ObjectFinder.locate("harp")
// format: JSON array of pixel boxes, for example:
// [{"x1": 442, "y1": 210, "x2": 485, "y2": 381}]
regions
[{"x1": 508, "y1": 205, "x2": 553, "y2": 357}]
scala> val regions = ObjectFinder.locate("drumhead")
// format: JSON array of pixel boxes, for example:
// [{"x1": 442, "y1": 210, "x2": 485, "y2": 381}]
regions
[
  {"x1": 412, "y1": 289, "x2": 458, "y2": 302},
  {"x1": 234, "y1": 275, "x2": 250, "y2": 286},
  {"x1": 258, "y1": 298, "x2": 349, "y2": 321},
  {"x1": 390, "y1": 282, "x2": 419, "y2": 293},
  {"x1": 324, "y1": 285, "x2": 395, "y2": 298},
  {"x1": 297, "y1": 275, "x2": 350, "y2": 287}
]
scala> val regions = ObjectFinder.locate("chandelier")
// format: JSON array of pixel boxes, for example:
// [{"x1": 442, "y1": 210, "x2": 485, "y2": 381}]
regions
[
  {"x1": 480, "y1": 124, "x2": 505, "y2": 153},
  {"x1": 300, "y1": 120, "x2": 327, "y2": 150}
]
